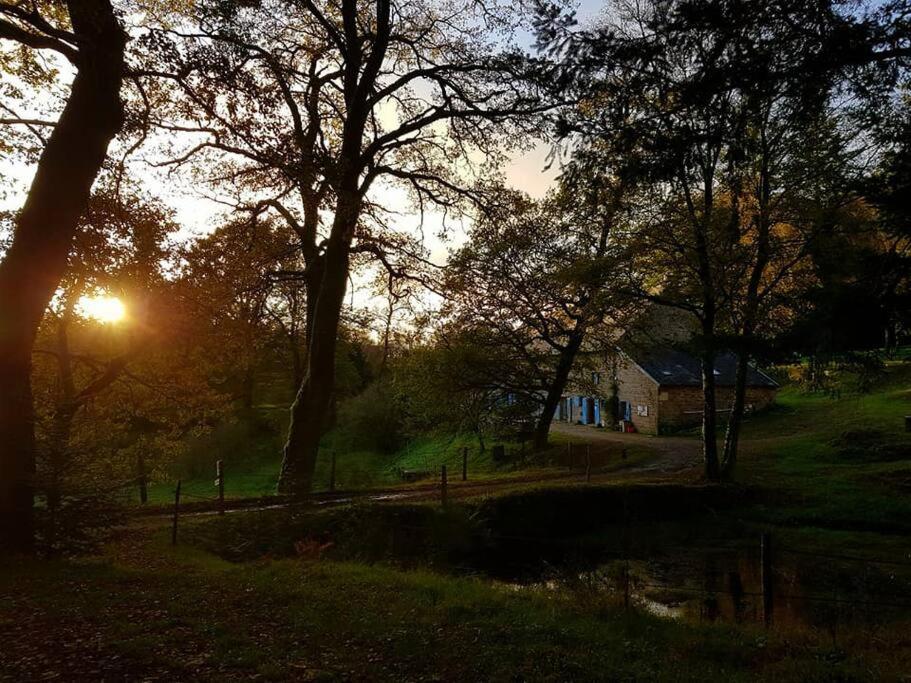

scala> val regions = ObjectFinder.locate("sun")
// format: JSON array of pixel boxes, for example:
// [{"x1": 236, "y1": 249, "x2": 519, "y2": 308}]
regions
[{"x1": 76, "y1": 295, "x2": 126, "y2": 324}]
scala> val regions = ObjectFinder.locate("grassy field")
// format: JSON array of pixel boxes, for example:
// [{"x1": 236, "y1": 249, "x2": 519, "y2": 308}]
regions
[
  {"x1": 140, "y1": 428, "x2": 636, "y2": 505},
  {"x1": 138, "y1": 360, "x2": 911, "y2": 528},
  {"x1": 6, "y1": 364, "x2": 911, "y2": 680},
  {"x1": 735, "y1": 361, "x2": 911, "y2": 533},
  {"x1": 2, "y1": 522, "x2": 908, "y2": 681}
]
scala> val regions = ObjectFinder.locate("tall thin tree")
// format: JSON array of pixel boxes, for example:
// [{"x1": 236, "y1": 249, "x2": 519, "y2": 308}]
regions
[{"x1": 0, "y1": 1, "x2": 126, "y2": 552}]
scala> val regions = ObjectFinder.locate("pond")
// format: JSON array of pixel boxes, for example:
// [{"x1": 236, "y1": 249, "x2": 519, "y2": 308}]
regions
[{"x1": 500, "y1": 540, "x2": 911, "y2": 631}]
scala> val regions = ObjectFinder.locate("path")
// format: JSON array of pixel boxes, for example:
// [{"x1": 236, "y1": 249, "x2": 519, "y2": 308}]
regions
[{"x1": 549, "y1": 421, "x2": 702, "y2": 473}]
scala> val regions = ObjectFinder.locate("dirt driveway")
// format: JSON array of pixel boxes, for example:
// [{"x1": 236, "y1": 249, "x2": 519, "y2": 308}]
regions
[{"x1": 549, "y1": 421, "x2": 702, "y2": 474}]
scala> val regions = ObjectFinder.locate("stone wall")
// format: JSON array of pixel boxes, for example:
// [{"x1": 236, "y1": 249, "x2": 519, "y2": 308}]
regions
[
  {"x1": 658, "y1": 386, "x2": 778, "y2": 431},
  {"x1": 615, "y1": 356, "x2": 660, "y2": 434}
]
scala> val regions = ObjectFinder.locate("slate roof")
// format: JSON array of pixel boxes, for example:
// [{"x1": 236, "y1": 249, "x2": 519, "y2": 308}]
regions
[{"x1": 626, "y1": 347, "x2": 779, "y2": 388}]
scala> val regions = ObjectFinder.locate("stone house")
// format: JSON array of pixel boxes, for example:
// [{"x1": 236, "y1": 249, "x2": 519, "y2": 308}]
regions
[{"x1": 555, "y1": 346, "x2": 779, "y2": 435}]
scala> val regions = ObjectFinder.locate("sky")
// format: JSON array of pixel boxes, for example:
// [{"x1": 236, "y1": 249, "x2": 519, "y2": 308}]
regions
[
  {"x1": 0, "y1": 0, "x2": 607, "y2": 320},
  {"x1": 156, "y1": 0, "x2": 607, "y2": 246}
]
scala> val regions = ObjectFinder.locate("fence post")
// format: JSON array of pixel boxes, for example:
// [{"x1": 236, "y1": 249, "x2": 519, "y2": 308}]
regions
[
  {"x1": 832, "y1": 588, "x2": 840, "y2": 647},
  {"x1": 622, "y1": 448, "x2": 628, "y2": 461},
  {"x1": 585, "y1": 444, "x2": 592, "y2": 483},
  {"x1": 137, "y1": 454, "x2": 148, "y2": 505},
  {"x1": 622, "y1": 491, "x2": 631, "y2": 611},
  {"x1": 622, "y1": 560, "x2": 631, "y2": 611},
  {"x1": 171, "y1": 480, "x2": 181, "y2": 546},
  {"x1": 329, "y1": 450, "x2": 337, "y2": 492},
  {"x1": 441, "y1": 464, "x2": 448, "y2": 507},
  {"x1": 215, "y1": 460, "x2": 225, "y2": 516},
  {"x1": 761, "y1": 532, "x2": 773, "y2": 628},
  {"x1": 462, "y1": 447, "x2": 468, "y2": 482}
]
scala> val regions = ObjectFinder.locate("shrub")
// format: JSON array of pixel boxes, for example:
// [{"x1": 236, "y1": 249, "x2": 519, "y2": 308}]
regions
[
  {"x1": 176, "y1": 416, "x2": 281, "y2": 479},
  {"x1": 334, "y1": 380, "x2": 405, "y2": 454}
]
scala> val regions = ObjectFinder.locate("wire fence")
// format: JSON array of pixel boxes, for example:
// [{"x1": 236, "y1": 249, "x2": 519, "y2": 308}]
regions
[{"x1": 123, "y1": 439, "x2": 637, "y2": 509}]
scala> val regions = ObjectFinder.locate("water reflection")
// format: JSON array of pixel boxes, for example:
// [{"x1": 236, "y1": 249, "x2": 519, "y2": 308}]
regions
[{"x1": 504, "y1": 545, "x2": 911, "y2": 630}]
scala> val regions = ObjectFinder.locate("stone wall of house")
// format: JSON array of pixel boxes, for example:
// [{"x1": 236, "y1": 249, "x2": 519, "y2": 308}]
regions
[
  {"x1": 615, "y1": 356, "x2": 660, "y2": 434},
  {"x1": 658, "y1": 386, "x2": 778, "y2": 431}
]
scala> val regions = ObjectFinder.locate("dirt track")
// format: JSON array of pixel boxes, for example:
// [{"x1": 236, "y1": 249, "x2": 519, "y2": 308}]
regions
[
  {"x1": 134, "y1": 424, "x2": 703, "y2": 525},
  {"x1": 549, "y1": 422, "x2": 703, "y2": 473}
]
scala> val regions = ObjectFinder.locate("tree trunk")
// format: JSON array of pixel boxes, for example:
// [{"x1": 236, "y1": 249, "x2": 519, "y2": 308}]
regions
[
  {"x1": 699, "y1": 286, "x2": 721, "y2": 481},
  {"x1": 721, "y1": 351, "x2": 750, "y2": 477},
  {"x1": 533, "y1": 330, "x2": 586, "y2": 450},
  {"x1": 701, "y1": 346, "x2": 721, "y2": 482},
  {"x1": 278, "y1": 219, "x2": 354, "y2": 494},
  {"x1": 0, "y1": 1, "x2": 125, "y2": 553},
  {"x1": 277, "y1": 0, "x2": 390, "y2": 494},
  {"x1": 722, "y1": 132, "x2": 772, "y2": 478},
  {"x1": 290, "y1": 340, "x2": 304, "y2": 393},
  {"x1": 885, "y1": 320, "x2": 897, "y2": 358}
]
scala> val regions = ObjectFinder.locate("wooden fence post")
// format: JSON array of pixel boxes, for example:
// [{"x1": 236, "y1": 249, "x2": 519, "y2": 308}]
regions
[
  {"x1": 441, "y1": 464, "x2": 448, "y2": 507},
  {"x1": 171, "y1": 480, "x2": 181, "y2": 546},
  {"x1": 585, "y1": 444, "x2": 592, "y2": 483},
  {"x1": 215, "y1": 460, "x2": 225, "y2": 516},
  {"x1": 462, "y1": 447, "x2": 468, "y2": 482},
  {"x1": 622, "y1": 560, "x2": 631, "y2": 611},
  {"x1": 761, "y1": 532, "x2": 773, "y2": 628},
  {"x1": 137, "y1": 454, "x2": 148, "y2": 505},
  {"x1": 329, "y1": 450, "x2": 337, "y2": 492},
  {"x1": 622, "y1": 491, "x2": 631, "y2": 611}
]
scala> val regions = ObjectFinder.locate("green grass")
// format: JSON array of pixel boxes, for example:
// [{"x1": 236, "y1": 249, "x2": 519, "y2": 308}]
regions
[
  {"x1": 2, "y1": 525, "x2": 908, "y2": 681},
  {"x1": 138, "y1": 427, "x2": 618, "y2": 505},
  {"x1": 735, "y1": 361, "x2": 911, "y2": 532},
  {"x1": 138, "y1": 437, "x2": 443, "y2": 505},
  {"x1": 138, "y1": 358, "x2": 911, "y2": 538}
]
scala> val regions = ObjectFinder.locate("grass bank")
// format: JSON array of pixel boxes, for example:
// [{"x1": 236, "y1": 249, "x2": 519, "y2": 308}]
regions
[
  {"x1": 735, "y1": 361, "x2": 911, "y2": 533},
  {"x1": 2, "y1": 522, "x2": 908, "y2": 681}
]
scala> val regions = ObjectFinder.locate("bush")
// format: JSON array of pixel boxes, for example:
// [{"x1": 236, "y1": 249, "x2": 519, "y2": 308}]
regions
[
  {"x1": 334, "y1": 380, "x2": 405, "y2": 454},
  {"x1": 840, "y1": 351, "x2": 887, "y2": 393},
  {"x1": 793, "y1": 352, "x2": 887, "y2": 396},
  {"x1": 176, "y1": 416, "x2": 281, "y2": 479}
]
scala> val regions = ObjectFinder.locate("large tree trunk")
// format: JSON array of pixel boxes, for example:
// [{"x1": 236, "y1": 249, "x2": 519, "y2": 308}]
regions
[
  {"x1": 289, "y1": 339, "x2": 304, "y2": 393},
  {"x1": 278, "y1": 210, "x2": 356, "y2": 494},
  {"x1": 533, "y1": 330, "x2": 586, "y2": 450},
  {"x1": 277, "y1": 0, "x2": 390, "y2": 494},
  {"x1": 0, "y1": 1, "x2": 125, "y2": 553}
]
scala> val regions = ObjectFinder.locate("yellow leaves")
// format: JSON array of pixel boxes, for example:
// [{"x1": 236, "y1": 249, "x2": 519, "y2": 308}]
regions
[{"x1": 130, "y1": 0, "x2": 198, "y2": 15}]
